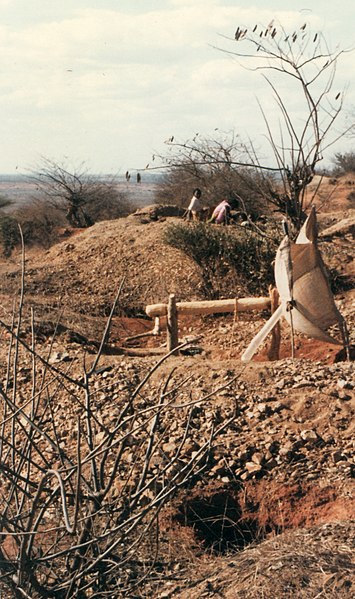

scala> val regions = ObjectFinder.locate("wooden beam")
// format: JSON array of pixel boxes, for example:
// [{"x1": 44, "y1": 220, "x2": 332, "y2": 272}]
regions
[{"x1": 146, "y1": 297, "x2": 270, "y2": 318}]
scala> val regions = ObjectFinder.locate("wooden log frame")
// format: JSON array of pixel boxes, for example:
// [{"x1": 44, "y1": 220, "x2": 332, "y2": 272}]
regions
[
  {"x1": 146, "y1": 297, "x2": 271, "y2": 318},
  {"x1": 143, "y1": 295, "x2": 272, "y2": 358}
]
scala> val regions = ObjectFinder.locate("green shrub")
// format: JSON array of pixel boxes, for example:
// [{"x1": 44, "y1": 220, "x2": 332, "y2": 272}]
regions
[{"x1": 163, "y1": 222, "x2": 279, "y2": 298}]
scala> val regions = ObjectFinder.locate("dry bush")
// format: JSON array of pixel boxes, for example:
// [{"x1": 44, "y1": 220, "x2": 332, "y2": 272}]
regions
[
  {"x1": 154, "y1": 137, "x2": 276, "y2": 221},
  {"x1": 331, "y1": 152, "x2": 355, "y2": 176},
  {"x1": 163, "y1": 222, "x2": 279, "y2": 298},
  {"x1": 0, "y1": 200, "x2": 67, "y2": 254},
  {"x1": 0, "y1": 278, "x2": 237, "y2": 598},
  {"x1": 14, "y1": 200, "x2": 66, "y2": 247},
  {"x1": 0, "y1": 189, "x2": 135, "y2": 256}
]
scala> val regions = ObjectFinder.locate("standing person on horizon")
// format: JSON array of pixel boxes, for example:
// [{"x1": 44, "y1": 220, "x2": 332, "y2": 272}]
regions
[{"x1": 185, "y1": 188, "x2": 203, "y2": 221}]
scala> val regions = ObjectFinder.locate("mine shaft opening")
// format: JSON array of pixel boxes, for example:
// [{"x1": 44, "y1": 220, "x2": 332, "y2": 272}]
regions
[
  {"x1": 173, "y1": 480, "x2": 354, "y2": 556},
  {"x1": 175, "y1": 491, "x2": 272, "y2": 555}
]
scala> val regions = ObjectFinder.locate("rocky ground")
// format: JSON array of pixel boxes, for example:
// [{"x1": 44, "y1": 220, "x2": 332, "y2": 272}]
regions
[{"x1": 0, "y1": 191, "x2": 354, "y2": 597}]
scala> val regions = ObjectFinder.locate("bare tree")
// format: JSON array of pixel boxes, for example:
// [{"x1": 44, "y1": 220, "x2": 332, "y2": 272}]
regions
[
  {"x1": 222, "y1": 20, "x2": 352, "y2": 230},
  {"x1": 154, "y1": 131, "x2": 277, "y2": 219},
  {"x1": 153, "y1": 22, "x2": 350, "y2": 233},
  {"x1": 29, "y1": 158, "x2": 131, "y2": 228},
  {"x1": 0, "y1": 269, "x2": 238, "y2": 597}
]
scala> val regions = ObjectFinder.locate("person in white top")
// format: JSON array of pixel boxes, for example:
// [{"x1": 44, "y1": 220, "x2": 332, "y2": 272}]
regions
[{"x1": 186, "y1": 188, "x2": 202, "y2": 221}]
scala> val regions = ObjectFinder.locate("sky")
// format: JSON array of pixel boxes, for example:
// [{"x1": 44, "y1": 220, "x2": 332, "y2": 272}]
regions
[{"x1": 0, "y1": 0, "x2": 354, "y2": 175}]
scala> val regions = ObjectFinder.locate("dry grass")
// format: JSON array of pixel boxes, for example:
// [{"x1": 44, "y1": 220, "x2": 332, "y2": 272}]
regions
[{"x1": 161, "y1": 521, "x2": 355, "y2": 598}]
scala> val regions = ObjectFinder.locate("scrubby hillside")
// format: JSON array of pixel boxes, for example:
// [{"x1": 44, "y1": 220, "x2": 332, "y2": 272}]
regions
[{"x1": 0, "y1": 201, "x2": 353, "y2": 598}]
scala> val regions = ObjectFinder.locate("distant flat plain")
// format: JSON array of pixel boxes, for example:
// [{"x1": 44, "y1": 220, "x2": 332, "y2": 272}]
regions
[{"x1": 0, "y1": 174, "x2": 158, "y2": 210}]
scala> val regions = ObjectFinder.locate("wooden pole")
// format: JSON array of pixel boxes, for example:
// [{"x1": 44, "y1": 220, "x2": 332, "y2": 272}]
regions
[
  {"x1": 267, "y1": 286, "x2": 281, "y2": 361},
  {"x1": 146, "y1": 297, "x2": 270, "y2": 318},
  {"x1": 167, "y1": 294, "x2": 179, "y2": 354},
  {"x1": 153, "y1": 317, "x2": 160, "y2": 335}
]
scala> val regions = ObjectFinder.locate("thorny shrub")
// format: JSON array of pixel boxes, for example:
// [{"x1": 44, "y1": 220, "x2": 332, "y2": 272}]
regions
[
  {"x1": 0, "y1": 282, "x2": 237, "y2": 598},
  {"x1": 163, "y1": 222, "x2": 279, "y2": 298}
]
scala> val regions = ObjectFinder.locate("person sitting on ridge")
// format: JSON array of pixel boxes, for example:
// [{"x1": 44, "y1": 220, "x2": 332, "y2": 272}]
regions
[
  {"x1": 209, "y1": 199, "x2": 231, "y2": 225},
  {"x1": 185, "y1": 188, "x2": 203, "y2": 221}
]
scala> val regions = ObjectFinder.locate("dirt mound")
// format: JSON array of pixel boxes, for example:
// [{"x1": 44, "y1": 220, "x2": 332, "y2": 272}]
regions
[
  {"x1": 0, "y1": 209, "x2": 352, "y2": 330},
  {"x1": 162, "y1": 521, "x2": 355, "y2": 598},
  {"x1": 305, "y1": 175, "x2": 355, "y2": 212},
  {"x1": 0, "y1": 218, "x2": 204, "y2": 339}
]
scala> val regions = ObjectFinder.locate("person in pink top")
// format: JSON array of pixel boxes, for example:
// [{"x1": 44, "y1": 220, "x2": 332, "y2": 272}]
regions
[{"x1": 209, "y1": 200, "x2": 231, "y2": 224}]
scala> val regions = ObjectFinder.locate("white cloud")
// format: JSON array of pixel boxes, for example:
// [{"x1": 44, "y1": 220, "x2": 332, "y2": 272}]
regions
[{"x1": 0, "y1": 1, "x2": 353, "y2": 173}]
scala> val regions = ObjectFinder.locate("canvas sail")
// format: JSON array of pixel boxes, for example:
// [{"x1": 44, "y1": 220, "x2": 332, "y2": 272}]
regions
[{"x1": 241, "y1": 207, "x2": 344, "y2": 362}]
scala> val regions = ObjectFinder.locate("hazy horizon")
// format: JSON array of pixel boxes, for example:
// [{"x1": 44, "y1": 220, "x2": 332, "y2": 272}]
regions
[{"x1": 0, "y1": 171, "x2": 161, "y2": 209}]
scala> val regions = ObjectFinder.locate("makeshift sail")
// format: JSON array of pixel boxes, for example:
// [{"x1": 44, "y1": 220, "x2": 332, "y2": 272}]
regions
[{"x1": 241, "y1": 207, "x2": 346, "y2": 363}]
